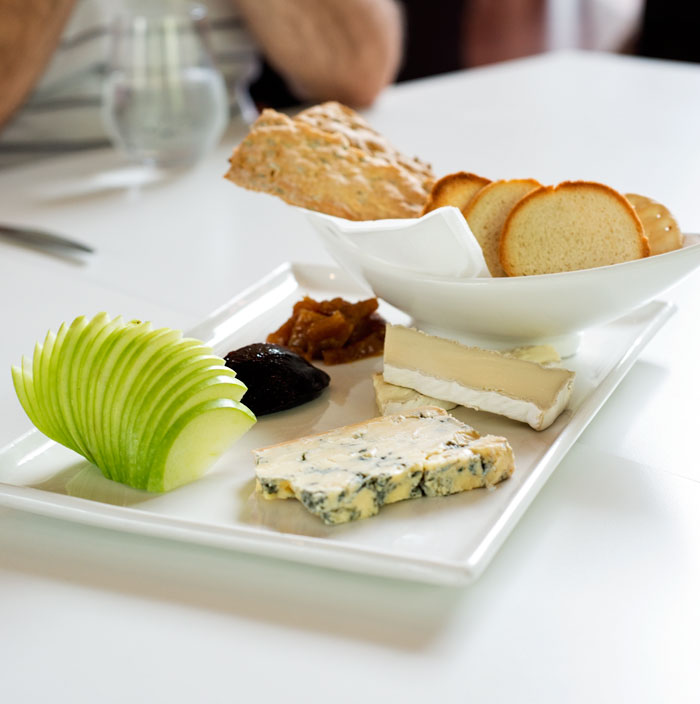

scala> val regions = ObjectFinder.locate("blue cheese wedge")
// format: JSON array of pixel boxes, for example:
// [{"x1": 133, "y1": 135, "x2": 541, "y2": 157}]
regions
[
  {"x1": 383, "y1": 326, "x2": 575, "y2": 431},
  {"x1": 253, "y1": 407, "x2": 514, "y2": 525}
]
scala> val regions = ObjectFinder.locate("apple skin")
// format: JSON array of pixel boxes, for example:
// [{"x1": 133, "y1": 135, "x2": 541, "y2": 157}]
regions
[
  {"x1": 139, "y1": 374, "x2": 248, "y2": 476},
  {"x1": 75, "y1": 315, "x2": 125, "y2": 469},
  {"x1": 34, "y1": 331, "x2": 70, "y2": 449},
  {"x1": 106, "y1": 327, "x2": 182, "y2": 477},
  {"x1": 48, "y1": 322, "x2": 74, "y2": 451},
  {"x1": 123, "y1": 366, "x2": 245, "y2": 487},
  {"x1": 99, "y1": 322, "x2": 161, "y2": 478},
  {"x1": 69, "y1": 313, "x2": 112, "y2": 466},
  {"x1": 86, "y1": 320, "x2": 142, "y2": 478},
  {"x1": 11, "y1": 313, "x2": 257, "y2": 492},
  {"x1": 120, "y1": 355, "x2": 227, "y2": 486},
  {"x1": 57, "y1": 315, "x2": 90, "y2": 459},
  {"x1": 115, "y1": 337, "x2": 204, "y2": 473},
  {"x1": 33, "y1": 337, "x2": 53, "y2": 440},
  {"x1": 11, "y1": 360, "x2": 44, "y2": 438},
  {"x1": 118, "y1": 343, "x2": 217, "y2": 458},
  {"x1": 145, "y1": 399, "x2": 256, "y2": 493}
]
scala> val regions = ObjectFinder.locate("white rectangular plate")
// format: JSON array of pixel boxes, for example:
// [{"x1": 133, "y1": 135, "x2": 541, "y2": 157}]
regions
[{"x1": 0, "y1": 263, "x2": 674, "y2": 586}]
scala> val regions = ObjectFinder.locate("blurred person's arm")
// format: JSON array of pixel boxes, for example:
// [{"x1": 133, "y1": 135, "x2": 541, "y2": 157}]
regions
[
  {"x1": 0, "y1": 0, "x2": 76, "y2": 130},
  {"x1": 235, "y1": 0, "x2": 403, "y2": 107}
]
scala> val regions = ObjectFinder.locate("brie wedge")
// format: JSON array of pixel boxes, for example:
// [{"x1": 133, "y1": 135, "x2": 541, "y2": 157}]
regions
[
  {"x1": 383, "y1": 326, "x2": 574, "y2": 431},
  {"x1": 373, "y1": 345, "x2": 561, "y2": 416},
  {"x1": 253, "y1": 407, "x2": 514, "y2": 525}
]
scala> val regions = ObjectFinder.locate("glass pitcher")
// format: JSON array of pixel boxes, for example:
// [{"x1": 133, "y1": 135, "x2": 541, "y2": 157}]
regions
[{"x1": 101, "y1": 3, "x2": 229, "y2": 168}]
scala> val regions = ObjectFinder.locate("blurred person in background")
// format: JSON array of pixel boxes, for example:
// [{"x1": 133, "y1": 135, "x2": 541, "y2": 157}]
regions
[
  {"x1": 394, "y1": 0, "x2": 698, "y2": 79},
  {"x1": 395, "y1": 0, "x2": 647, "y2": 80},
  {"x1": 254, "y1": 0, "x2": 651, "y2": 105},
  {"x1": 0, "y1": 0, "x2": 403, "y2": 165},
  {"x1": 2, "y1": 0, "x2": 694, "y2": 168}
]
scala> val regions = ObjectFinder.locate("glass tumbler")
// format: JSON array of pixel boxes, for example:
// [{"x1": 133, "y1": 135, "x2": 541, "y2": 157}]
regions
[{"x1": 101, "y1": 4, "x2": 229, "y2": 168}]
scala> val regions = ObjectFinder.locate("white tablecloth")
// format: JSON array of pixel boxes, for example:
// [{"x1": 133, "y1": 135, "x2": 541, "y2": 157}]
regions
[{"x1": 1, "y1": 51, "x2": 699, "y2": 703}]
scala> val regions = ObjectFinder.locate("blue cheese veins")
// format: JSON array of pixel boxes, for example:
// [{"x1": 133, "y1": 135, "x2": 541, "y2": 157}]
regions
[{"x1": 253, "y1": 407, "x2": 515, "y2": 525}]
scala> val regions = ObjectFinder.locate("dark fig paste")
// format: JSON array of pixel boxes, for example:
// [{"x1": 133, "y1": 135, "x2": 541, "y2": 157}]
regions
[{"x1": 224, "y1": 343, "x2": 330, "y2": 416}]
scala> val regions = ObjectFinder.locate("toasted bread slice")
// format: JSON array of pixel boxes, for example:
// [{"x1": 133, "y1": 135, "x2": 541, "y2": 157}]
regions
[
  {"x1": 500, "y1": 181, "x2": 649, "y2": 276},
  {"x1": 462, "y1": 178, "x2": 541, "y2": 276},
  {"x1": 225, "y1": 103, "x2": 434, "y2": 221},
  {"x1": 625, "y1": 193, "x2": 683, "y2": 255},
  {"x1": 421, "y1": 171, "x2": 491, "y2": 215}
]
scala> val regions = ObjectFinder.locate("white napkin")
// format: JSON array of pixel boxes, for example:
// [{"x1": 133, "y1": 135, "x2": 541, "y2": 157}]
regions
[{"x1": 305, "y1": 206, "x2": 490, "y2": 279}]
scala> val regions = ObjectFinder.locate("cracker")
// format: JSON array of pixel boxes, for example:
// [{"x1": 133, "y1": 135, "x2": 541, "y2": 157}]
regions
[
  {"x1": 421, "y1": 171, "x2": 491, "y2": 215},
  {"x1": 225, "y1": 102, "x2": 434, "y2": 220},
  {"x1": 625, "y1": 193, "x2": 684, "y2": 255}
]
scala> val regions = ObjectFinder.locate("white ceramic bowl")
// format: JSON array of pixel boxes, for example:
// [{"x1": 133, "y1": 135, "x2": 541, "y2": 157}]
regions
[{"x1": 307, "y1": 207, "x2": 700, "y2": 356}]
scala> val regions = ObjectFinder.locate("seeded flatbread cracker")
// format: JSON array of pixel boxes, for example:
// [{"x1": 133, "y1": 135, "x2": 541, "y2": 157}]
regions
[
  {"x1": 295, "y1": 102, "x2": 434, "y2": 183},
  {"x1": 225, "y1": 102, "x2": 434, "y2": 221}
]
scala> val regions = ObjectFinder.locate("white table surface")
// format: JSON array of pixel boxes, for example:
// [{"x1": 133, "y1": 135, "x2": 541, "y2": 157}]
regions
[{"x1": 2, "y1": 50, "x2": 700, "y2": 702}]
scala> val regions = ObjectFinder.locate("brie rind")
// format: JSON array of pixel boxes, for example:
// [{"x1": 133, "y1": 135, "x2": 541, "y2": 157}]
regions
[{"x1": 383, "y1": 326, "x2": 575, "y2": 431}]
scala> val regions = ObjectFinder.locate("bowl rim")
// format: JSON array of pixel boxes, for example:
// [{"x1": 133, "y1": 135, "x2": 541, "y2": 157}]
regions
[{"x1": 328, "y1": 230, "x2": 700, "y2": 285}]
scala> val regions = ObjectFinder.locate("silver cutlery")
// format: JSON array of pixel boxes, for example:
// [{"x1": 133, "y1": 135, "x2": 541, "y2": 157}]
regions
[{"x1": 0, "y1": 223, "x2": 94, "y2": 254}]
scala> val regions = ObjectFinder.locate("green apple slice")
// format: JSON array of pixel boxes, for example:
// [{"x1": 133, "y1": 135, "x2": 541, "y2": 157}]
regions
[
  {"x1": 105, "y1": 325, "x2": 184, "y2": 476},
  {"x1": 119, "y1": 350, "x2": 224, "y2": 458},
  {"x1": 138, "y1": 369, "x2": 246, "y2": 448},
  {"x1": 105, "y1": 327, "x2": 183, "y2": 476},
  {"x1": 117, "y1": 337, "x2": 206, "y2": 440},
  {"x1": 20, "y1": 355, "x2": 43, "y2": 426},
  {"x1": 68, "y1": 312, "x2": 112, "y2": 463},
  {"x1": 84, "y1": 319, "x2": 143, "y2": 479},
  {"x1": 31, "y1": 335, "x2": 66, "y2": 445},
  {"x1": 11, "y1": 358, "x2": 44, "y2": 436},
  {"x1": 56, "y1": 315, "x2": 91, "y2": 457},
  {"x1": 91, "y1": 321, "x2": 151, "y2": 482},
  {"x1": 31, "y1": 339, "x2": 51, "y2": 435},
  {"x1": 98, "y1": 321, "x2": 156, "y2": 477},
  {"x1": 122, "y1": 358, "x2": 233, "y2": 485},
  {"x1": 12, "y1": 314, "x2": 256, "y2": 491},
  {"x1": 76, "y1": 315, "x2": 124, "y2": 468},
  {"x1": 47, "y1": 322, "x2": 76, "y2": 450},
  {"x1": 14, "y1": 352, "x2": 67, "y2": 448},
  {"x1": 117, "y1": 346, "x2": 221, "y2": 477},
  {"x1": 35, "y1": 329, "x2": 78, "y2": 451},
  {"x1": 145, "y1": 398, "x2": 256, "y2": 493},
  {"x1": 139, "y1": 374, "x2": 248, "y2": 475},
  {"x1": 81, "y1": 320, "x2": 126, "y2": 478}
]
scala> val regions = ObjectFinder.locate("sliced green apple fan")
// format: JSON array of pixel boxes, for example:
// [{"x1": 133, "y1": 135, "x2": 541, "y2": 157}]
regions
[{"x1": 11, "y1": 313, "x2": 256, "y2": 492}]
